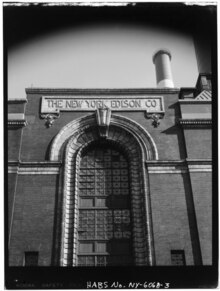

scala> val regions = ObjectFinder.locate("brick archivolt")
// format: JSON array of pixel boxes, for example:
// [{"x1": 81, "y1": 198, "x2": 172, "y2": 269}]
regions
[
  {"x1": 49, "y1": 114, "x2": 158, "y2": 162},
  {"x1": 61, "y1": 126, "x2": 154, "y2": 266}
]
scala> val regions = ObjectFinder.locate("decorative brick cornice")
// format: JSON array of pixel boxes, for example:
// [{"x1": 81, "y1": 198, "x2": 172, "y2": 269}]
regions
[
  {"x1": 178, "y1": 118, "x2": 212, "y2": 128},
  {"x1": 8, "y1": 113, "x2": 27, "y2": 128},
  {"x1": 8, "y1": 120, "x2": 27, "y2": 128},
  {"x1": 179, "y1": 99, "x2": 211, "y2": 104},
  {"x1": 25, "y1": 87, "x2": 180, "y2": 95}
]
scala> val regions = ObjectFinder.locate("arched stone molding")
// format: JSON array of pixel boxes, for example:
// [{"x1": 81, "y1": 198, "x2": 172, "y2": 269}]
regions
[
  {"x1": 60, "y1": 124, "x2": 155, "y2": 266},
  {"x1": 49, "y1": 114, "x2": 158, "y2": 162}
]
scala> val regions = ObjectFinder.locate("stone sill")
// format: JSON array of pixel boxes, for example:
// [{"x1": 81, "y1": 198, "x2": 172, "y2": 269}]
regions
[{"x1": 178, "y1": 119, "x2": 212, "y2": 127}]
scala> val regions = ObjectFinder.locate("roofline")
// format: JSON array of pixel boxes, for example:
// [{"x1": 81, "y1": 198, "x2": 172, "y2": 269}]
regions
[{"x1": 25, "y1": 87, "x2": 180, "y2": 95}]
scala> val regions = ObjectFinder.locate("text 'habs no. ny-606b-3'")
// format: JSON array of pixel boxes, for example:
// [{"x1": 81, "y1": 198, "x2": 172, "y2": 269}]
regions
[{"x1": 41, "y1": 96, "x2": 165, "y2": 113}]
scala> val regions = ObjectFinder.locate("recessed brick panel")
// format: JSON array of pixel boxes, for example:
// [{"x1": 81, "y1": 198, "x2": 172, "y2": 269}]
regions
[
  {"x1": 9, "y1": 175, "x2": 58, "y2": 266},
  {"x1": 8, "y1": 128, "x2": 22, "y2": 160},
  {"x1": 183, "y1": 129, "x2": 211, "y2": 159},
  {"x1": 149, "y1": 173, "x2": 194, "y2": 265},
  {"x1": 190, "y1": 172, "x2": 212, "y2": 265}
]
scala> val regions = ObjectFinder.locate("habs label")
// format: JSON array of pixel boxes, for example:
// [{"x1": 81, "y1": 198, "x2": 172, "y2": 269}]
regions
[{"x1": 41, "y1": 96, "x2": 164, "y2": 113}]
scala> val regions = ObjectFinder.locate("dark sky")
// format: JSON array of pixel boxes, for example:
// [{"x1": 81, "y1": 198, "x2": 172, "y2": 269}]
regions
[
  {"x1": 4, "y1": 3, "x2": 216, "y2": 50},
  {"x1": 4, "y1": 3, "x2": 217, "y2": 99}
]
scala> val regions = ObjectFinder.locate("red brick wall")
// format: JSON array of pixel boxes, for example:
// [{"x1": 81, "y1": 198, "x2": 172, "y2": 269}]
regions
[
  {"x1": 149, "y1": 173, "x2": 194, "y2": 265},
  {"x1": 9, "y1": 175, "x2": 58, "y2": 266},
  {"x1": 8, "y1": 91, "x2": 212, "y2": 267},
  {"x1": 101, "y1": 94, "x2": 185, "y2": 160},
  {"x1": 190, "y1": 172, "x2": 212, "y2": 265},
  {"x1": 21, "y1": 93, "x2": 185, "y2": 161},
  {"x1": 183, "y1": 129, "x2": 211, "y2": 159},
  {"x1": 8, "y1": 173, "x2": 17, "y2": 232},
  {"x1": 21, "y1": 94, "x2": 93, "y2": 161},
  {"x1": 8, "y1": 129, "x2": 22, "y2": 160}
]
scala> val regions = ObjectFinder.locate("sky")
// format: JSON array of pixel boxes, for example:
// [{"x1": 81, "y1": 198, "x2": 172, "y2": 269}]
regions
[{"x1": 7, "y1": 9, "x2": 199, "y2": 100}]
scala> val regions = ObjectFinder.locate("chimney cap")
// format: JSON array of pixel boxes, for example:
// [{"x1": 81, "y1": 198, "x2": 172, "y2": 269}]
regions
[{"x1": 152, "y1": 49, "x2": 172, "y2": 64}]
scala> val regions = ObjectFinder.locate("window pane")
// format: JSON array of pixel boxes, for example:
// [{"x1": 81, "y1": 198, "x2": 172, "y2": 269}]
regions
[
  {"x1": 80, "y1": 198, "x2": 94, "y2": 207},
  {"x1": 79, "y1": 242, "x2": 94, "y2": 253},
  {"x1": 97, "y1": 256, "x2": 106, "y2": 266},
  {"x1": 86, "y1": 256, "x2": 95, "y2": 266},
  {"x1": 171, "y1": 250, "x2": 186, "y2": 265},
  {"x1": 96, "y1": 242, "x2": 107, "y2": 253}
]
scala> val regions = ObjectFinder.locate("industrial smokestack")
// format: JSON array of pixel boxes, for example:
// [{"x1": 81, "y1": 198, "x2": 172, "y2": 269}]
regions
[{"x1": 153, "y1": 49, "x2": 174, "y2": 88}]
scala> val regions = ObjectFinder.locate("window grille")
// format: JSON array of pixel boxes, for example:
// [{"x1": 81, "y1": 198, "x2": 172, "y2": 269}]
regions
[
  {"x1": 77, "y1": 145, "x2": 133, "y2": 266},
  {"x1": 171, "y1": 250, "x2": 186, "y2": 266}
]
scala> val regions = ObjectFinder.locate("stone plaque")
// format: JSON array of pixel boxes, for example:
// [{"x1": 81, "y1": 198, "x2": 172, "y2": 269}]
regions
[{"x1": 41, "y1": 96, "x2": 164, "y2": 114}]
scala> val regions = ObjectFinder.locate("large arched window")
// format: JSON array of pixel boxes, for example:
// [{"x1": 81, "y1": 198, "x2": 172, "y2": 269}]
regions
[
  {"x1": 59, "y1": 116, "x2": 157, "y2": 267},
  {"x1": 77, "y1": 143, "x2": 133, "y2": 266}
]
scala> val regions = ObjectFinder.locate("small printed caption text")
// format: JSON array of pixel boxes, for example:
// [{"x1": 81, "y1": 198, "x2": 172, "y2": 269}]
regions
[{"x1": 87, "y1": 281, "x2": 170, "y2": 289}]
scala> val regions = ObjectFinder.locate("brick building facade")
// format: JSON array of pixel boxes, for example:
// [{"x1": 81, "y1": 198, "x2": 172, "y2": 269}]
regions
[
  {"x1": 6, "y1": 7, "x2": 216, "y2": 285},
  {"x1": 8, "y1": 69, "x2": 212, "y2": 267}
]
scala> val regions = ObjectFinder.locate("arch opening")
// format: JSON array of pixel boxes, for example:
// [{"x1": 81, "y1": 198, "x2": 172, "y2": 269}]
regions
[{"x1": 52, "y1": 114, "x2": 157, "y2": 266}]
